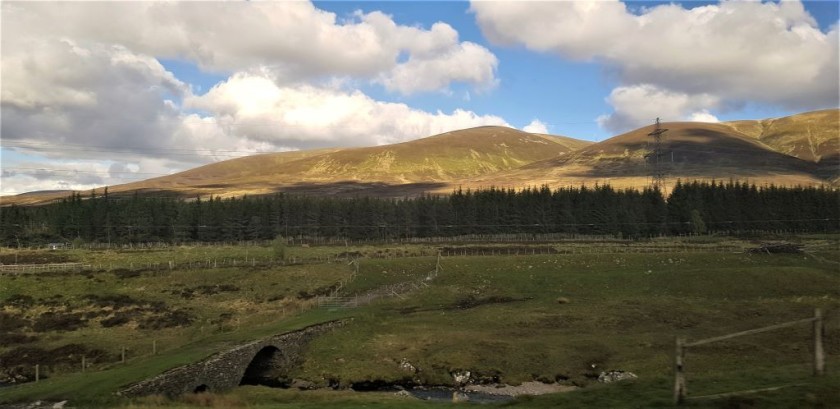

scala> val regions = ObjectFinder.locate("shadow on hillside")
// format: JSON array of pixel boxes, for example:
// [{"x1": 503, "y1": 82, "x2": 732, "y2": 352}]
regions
[
  {"x1": 559, "y1": 129, "x2": 821, "y2": 180},
  {"x1": 278, "y1": 181, "x2": 449, "y2": 197},
  {"x1": 97, "y1": 181, "x2": 450, "y2": 200},
  {"x1": 816, "y1": 153, "x2": 840, "y2": 183}
]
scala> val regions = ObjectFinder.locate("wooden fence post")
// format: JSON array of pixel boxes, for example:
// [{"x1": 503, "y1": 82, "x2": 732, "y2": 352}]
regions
[
  {"x1": 674, "y1": 336, "x2": 686, "y2": 405},
  {"x1": 153, "y1": 340, "x2": 157, "y2": 355},
  {"x1": 121, "y1": 347, "x2": 126, "y2": 364},
  {"x1": 35, "y1": 364, "x2": 39, "y2": 383},
  {"x1": 814, "y1": 308, "x2": 824, "y2": 376},
  {"x1": 82, "y1": 355, "x2": 86, "y2": 372}
]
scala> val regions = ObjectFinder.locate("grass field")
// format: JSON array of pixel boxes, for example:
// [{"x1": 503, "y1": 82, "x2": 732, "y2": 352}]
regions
[{"x1": 0, "y1": 235, "x2": 838, "y2": 407}]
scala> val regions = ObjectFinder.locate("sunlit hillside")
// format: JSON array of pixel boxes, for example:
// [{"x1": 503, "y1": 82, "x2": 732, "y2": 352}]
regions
[
  {"x1": 2, "y1": 109, "x2": 837, "y2": 206},
  {"x1": 466, "y1": 113, "x2": 833, "y2": 192}
]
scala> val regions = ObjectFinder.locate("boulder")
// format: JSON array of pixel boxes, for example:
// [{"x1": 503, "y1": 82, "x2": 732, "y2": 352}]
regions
[
  {"x1": 451, "y1": 370, "x2": 472, "y2": 385},
  {"x1": 452, "y1": 391, "x2": 470, "y2": 403},
  {"x1": 290, "y1": 379, "x2": 316, "y2": 390},
  {"x1": 597, "y1": 370, "x2": 637, "y2": 383},
  {"x1": 399, "y1": 358, "x2": 417, "y2": 374}
]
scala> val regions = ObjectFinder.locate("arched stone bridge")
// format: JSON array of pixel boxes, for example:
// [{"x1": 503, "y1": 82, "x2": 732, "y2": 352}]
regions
[{"x1": 119, "y1": 320, "x2": 347, "y2": 397}]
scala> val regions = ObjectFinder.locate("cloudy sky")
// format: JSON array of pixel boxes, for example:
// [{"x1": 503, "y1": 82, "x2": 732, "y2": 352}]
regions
[{"x1": 1, "y1": 0, "x2": 838, "y2": 195}]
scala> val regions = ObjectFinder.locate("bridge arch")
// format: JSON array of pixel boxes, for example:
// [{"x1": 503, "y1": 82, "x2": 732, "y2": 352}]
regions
[
  {"x1": 119, "y1": 320, "x2": 347, "y2": 398},
  {"x1": 239, "y1": 345, "x2": 287, "y2": 387}
]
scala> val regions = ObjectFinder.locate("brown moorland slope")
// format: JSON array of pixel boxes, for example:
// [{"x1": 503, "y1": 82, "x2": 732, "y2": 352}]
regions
[
  {"x1": 2, "y1": 110, "x2": 835, "y2": 205},
  {"x1": 724, "y1": 109, "x2": 839, "y2": 183},
  {"x1": 462, "y1": 121, "x2": 829, "y2": 191},
  {"x1": 2, "y1": 127, "x2": 590, "y2": 204},
  {"x1": 724, "y1": 109, "x2": 838, "y2": 162}
]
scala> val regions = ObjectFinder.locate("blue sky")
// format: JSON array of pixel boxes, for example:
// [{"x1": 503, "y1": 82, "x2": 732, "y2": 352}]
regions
[
  {"x1": 2, "y1": 0, "x2": 838, "y2": 195},
  {"x1": 160, "y1": 0, "x2": 839, "y2": 140}
]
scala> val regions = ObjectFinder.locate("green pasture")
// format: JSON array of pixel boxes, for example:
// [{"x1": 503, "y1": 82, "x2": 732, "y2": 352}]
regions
[{"x1": 0, "y1": 236, "x2": 837, "y2": 407}]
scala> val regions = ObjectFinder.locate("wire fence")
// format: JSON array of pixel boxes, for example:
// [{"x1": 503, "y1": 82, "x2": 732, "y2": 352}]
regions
[
  {"x1": 8, "y1": 229, "x2": 828, "y2": 251},
  {"x1": 0, "y1": 243, "x2": 754, "y2": 276}
]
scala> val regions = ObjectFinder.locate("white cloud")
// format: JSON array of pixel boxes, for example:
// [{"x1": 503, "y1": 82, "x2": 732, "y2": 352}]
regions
[
  {"x1": 380, "y1": 41, "x2": 498, "y2": 95},
  {"x1": 2, "y1": 1, "x2": 497, "y2": 93},
  {"x1": 1, "y1": 63, "x2": 510, "y2": 194},
  {"x1": 522, "y1": 119, "x2": 549, "y2": 134},
  {"x1": 0, "y1": 156, "x2": 183, "y2": 196},
  {"x1": 1, "y1": 1, "x2": 506, "y2": 194},
  {"x1": 596, "y1": 84, "x2": 723, "y2": 132},
  {"x1": 472, "y1": 0, "x2": 839, "y2": 132},
  {"x1": 184, "y1": 73, "x2": 510, "y2": 149},
  {"x1": 2, "y1": 159, "x2": 119, "y2": 195},
  {"x1": 688, "y1": 110, "x2": 720, "y2": 124},
  {"x1": 2, "y1": 39, "x2": 187, "y2": 159}
]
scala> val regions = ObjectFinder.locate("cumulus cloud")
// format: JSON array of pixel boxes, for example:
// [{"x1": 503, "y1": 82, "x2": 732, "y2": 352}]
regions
[
  {"x1": 0, "y1": 1, "x2": 507, "y2": 194},
  {"x1": 184, "y1": 73, "x2": 510, "y2": 150},
  {"x1": 522, "y1": 119, "x2": 549, "y2": 134},
  {"x1": 688, "y1": 110, "x2": 720, "y2": 124},
  {"x1": 380, "y1": 40, "x2": 498, "y2": 95},
  {"x1": 596, "y1": 85, "x2": 722, "y2": 131},
  {"x1": 0, "y1": 52, "x2": 508, "y2": 194},
  {"x1": 1, "y1": 159, "x2": 110, "y2": 195},
  {"x1": 472, "y1": 0, "x2": 839, "y2": 132},
  {"x1": 2, "y1": 1, "x2": 497, "y2": 93},
  {"x1": 2, "y1": 39, "x2": 187, "y2": 159}
]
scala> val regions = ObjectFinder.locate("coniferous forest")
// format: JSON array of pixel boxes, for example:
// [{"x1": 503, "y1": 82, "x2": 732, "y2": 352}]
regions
[{"x1": 1, "y1": 181, "x2": 838, "y2": 246}]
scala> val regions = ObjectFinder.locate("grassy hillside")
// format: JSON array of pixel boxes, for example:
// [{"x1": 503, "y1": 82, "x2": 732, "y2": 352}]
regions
[
  {"x1": 0, "y1": 236, "x2": 838, "y2": 407},
  {"x1": 469, "y1": 120, "x2": 827, "y2": 191},
  {"x1": 4, "y1": 126, "x2": 589, "y2": 203},
  {"x1": 724, "y1": 109, "x2": 838, "y2": 164},
  {"x1": 1, "y1": 127, "x2": 590, "y2": 205},
  {"x1": 2, "y1": 109, "x2": 835, "y2": 205},
  {"x1": 724, "y1": 109, "x2": 839, "y2": 183}
]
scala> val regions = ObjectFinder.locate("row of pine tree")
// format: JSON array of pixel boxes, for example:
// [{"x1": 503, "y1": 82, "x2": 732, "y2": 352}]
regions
[{"x1": 1, "y1": 181, "x2": 837, "y2": 245}]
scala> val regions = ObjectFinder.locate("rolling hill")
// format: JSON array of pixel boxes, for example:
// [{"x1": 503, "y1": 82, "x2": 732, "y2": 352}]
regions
[
  {"x1": 1, "y1": 109, "x2": 836, "y2": 205},
  {"x1": 724, "y1": 109, "x2": 838, "y2": 162},
  {"x1": 465, "y1": 117, "x2": 831, "y2": 191},
  {"x1": 2, "y1": 127, "x2": 591, "y2": 204},
  {"x1": 723, "y1": 109, "x2": 839, "y2": 183}
]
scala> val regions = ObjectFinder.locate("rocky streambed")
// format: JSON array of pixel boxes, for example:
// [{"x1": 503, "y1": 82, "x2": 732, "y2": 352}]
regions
[
  {"x1": 343, "y1": 368, "x2": 637, "y2": 403},
  {"x1": 350, "y1": 382, "x2": 577, "y2": 404}
]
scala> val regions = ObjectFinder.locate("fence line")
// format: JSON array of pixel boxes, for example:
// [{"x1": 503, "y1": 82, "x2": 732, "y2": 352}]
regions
[
  {"x1": 0, "y1": 263, "x2": 90, "y2": 274},
  {"x1": 25, "y1": 300, "x2": 318, "y2": 385},
  {"x1": 1, "y1": 242, "x2": 751, "y2": 275},
  {"x1": 674, "y1": 308, "x2": 825, "y2": 405},
  {"x1": 10, "y1": 229, "x2": 818, "y2": 251}
]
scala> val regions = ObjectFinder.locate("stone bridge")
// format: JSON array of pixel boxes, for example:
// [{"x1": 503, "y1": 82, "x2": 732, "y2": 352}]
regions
[{"x1": 119, "y1": 320, "x2": 347, "y2": 397}]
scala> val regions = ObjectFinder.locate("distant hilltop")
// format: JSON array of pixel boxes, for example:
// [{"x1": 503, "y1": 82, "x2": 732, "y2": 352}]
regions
[{"x1": 2, "y1": 109, "x2": 837, "y2": 206}]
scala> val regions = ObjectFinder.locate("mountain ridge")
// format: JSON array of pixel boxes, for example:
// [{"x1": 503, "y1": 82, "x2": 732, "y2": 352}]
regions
[
  {"x1": 2, "y1": 109, "x2": 837, "y2": 206},
  {"x1": 461, "y1": 119, "x2": 827, "y2": 191}
]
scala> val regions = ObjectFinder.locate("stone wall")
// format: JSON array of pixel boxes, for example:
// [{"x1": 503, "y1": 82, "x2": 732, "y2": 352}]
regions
[{"x1": 118, "y1": 320, "x2": 347, "y2": 397}]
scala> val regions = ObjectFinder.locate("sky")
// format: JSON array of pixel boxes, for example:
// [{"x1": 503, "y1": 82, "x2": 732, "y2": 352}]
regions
[{"x1": 1, "y1": 0, "x2": 838, "y2": 196}]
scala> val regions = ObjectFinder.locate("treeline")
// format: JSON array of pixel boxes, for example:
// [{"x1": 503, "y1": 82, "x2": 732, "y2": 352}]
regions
[{"x1": 1, "y1": 181, "x2": 838, "y2": 246}]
